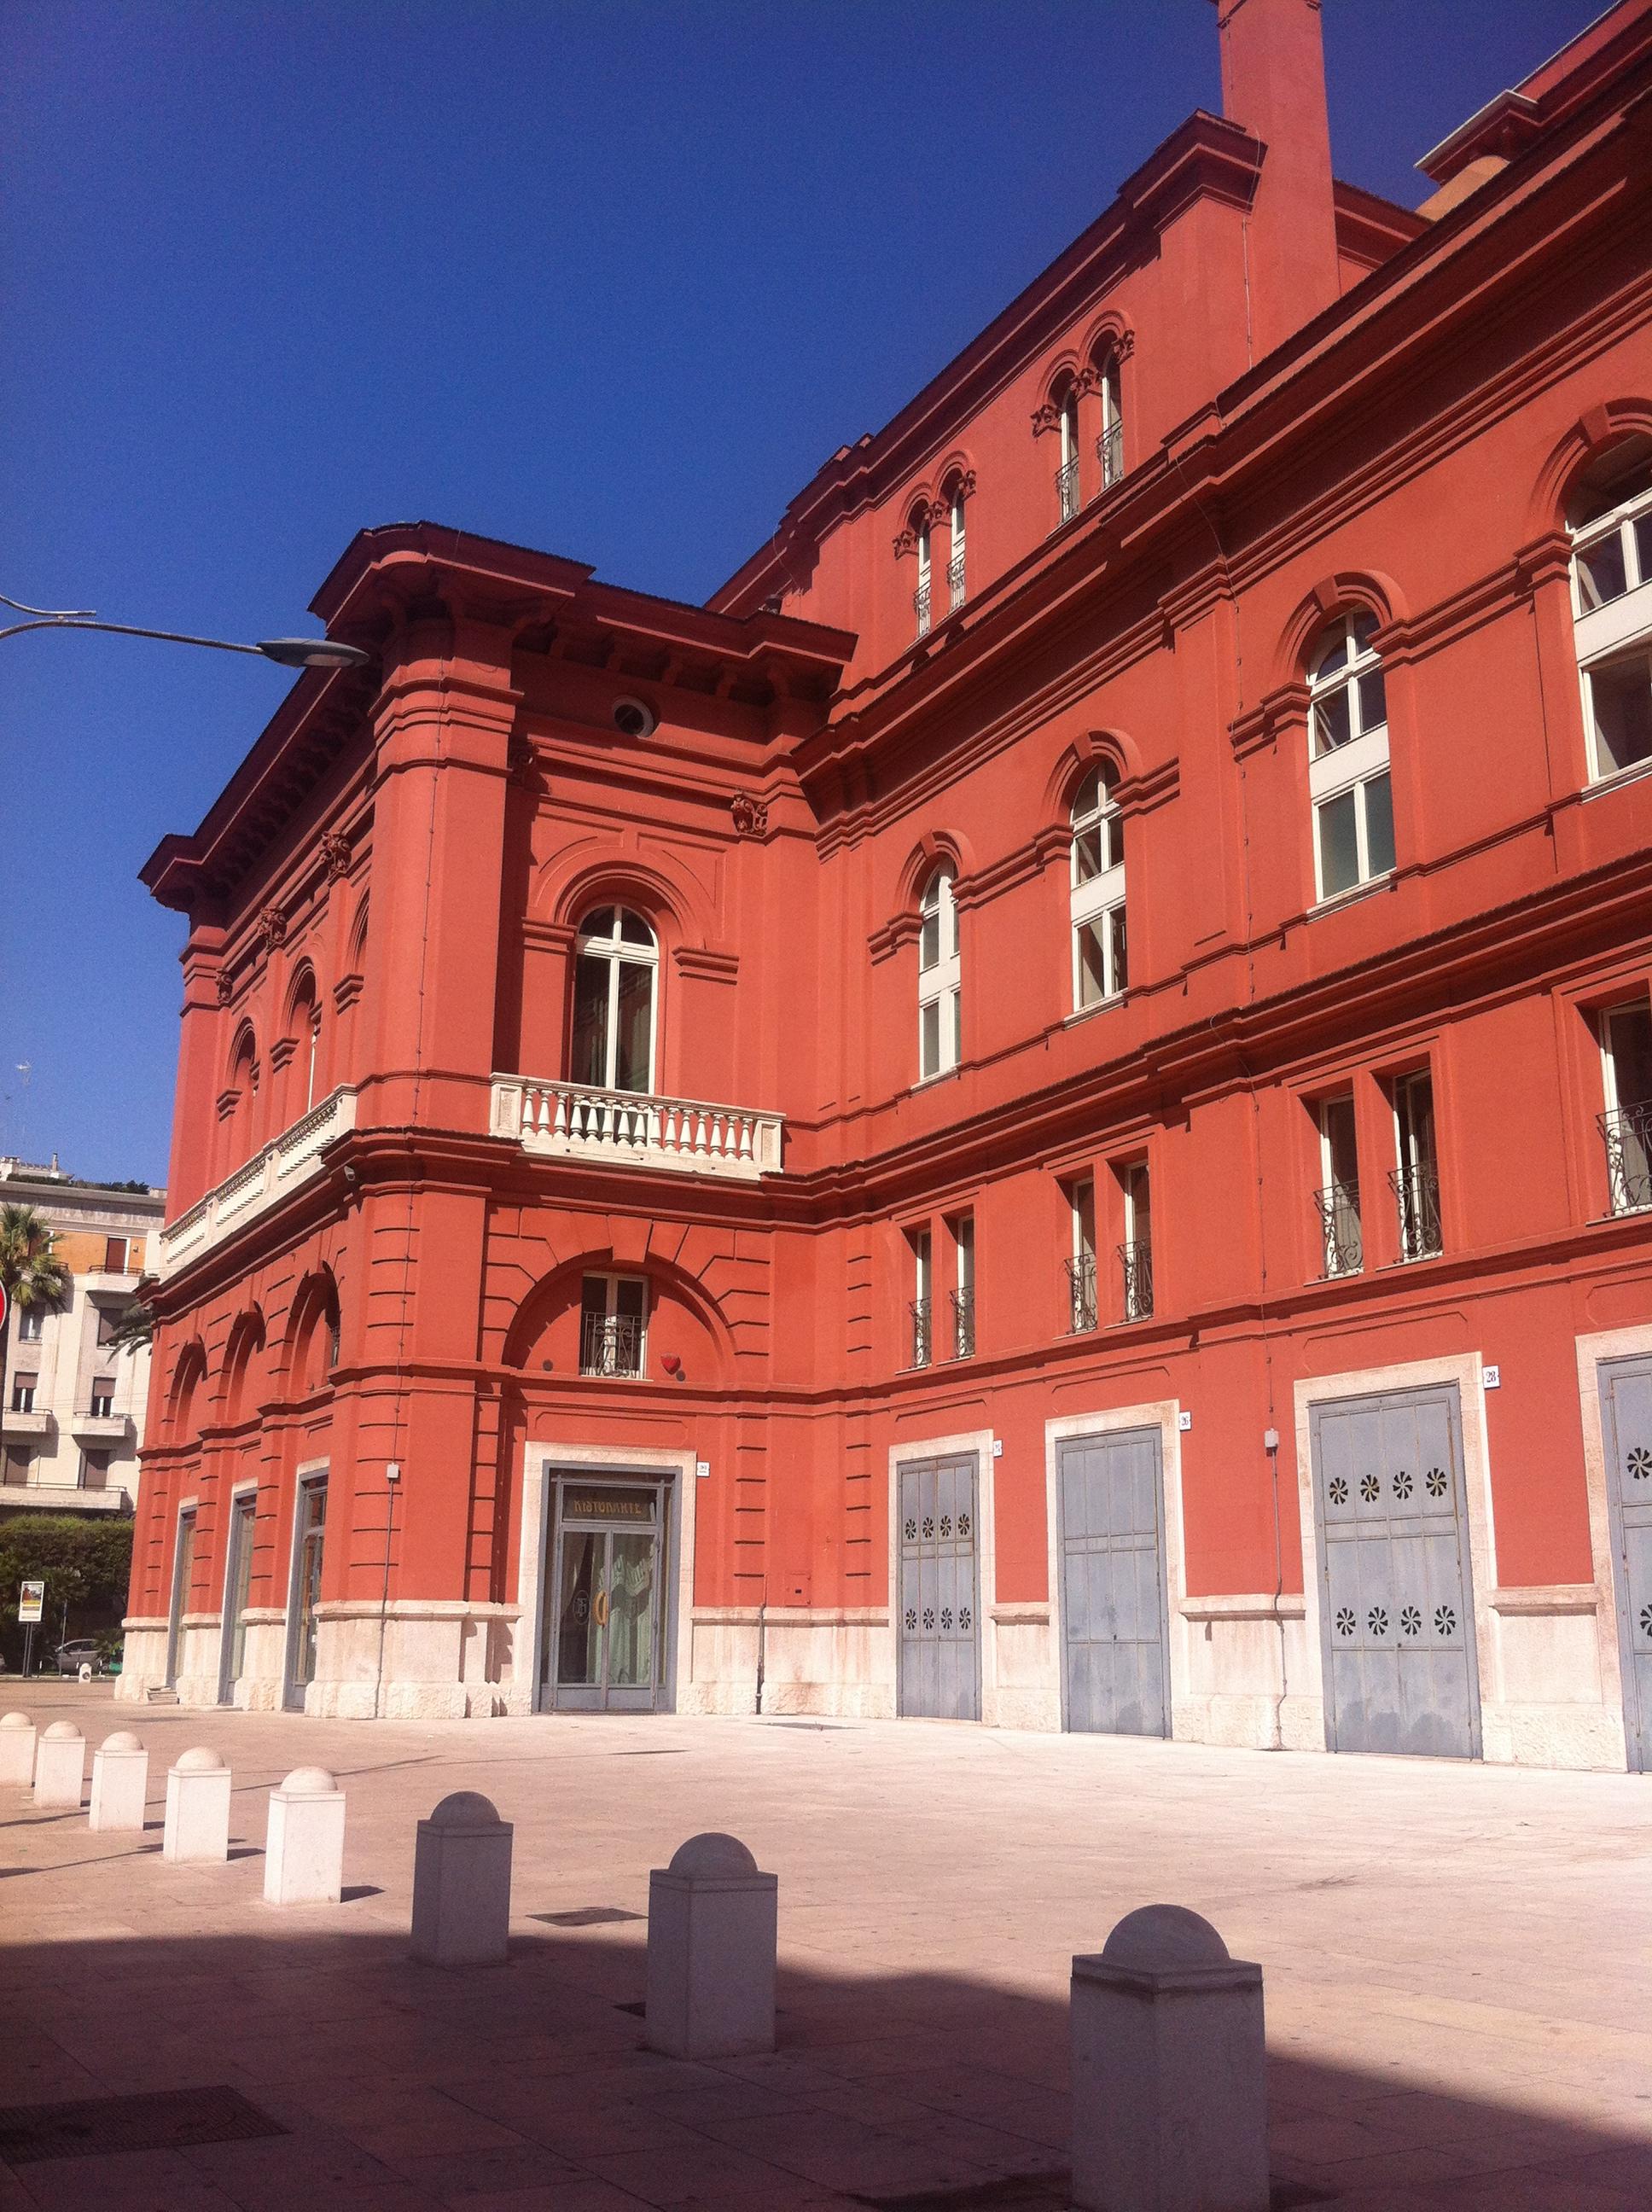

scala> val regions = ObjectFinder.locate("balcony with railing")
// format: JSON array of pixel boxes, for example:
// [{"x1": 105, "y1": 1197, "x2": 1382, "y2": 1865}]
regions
[
  {"x1": 1390, "y1": 1163, "x2": 1443, "y2": 1260},
  {"x1": 1600, "y1": 1104, "x2": 1652, "y2": 1216},
  {"x1": 1056, "y1": 456, "x2": 1080, "y2": 526},
  {"x1": 1096, "y1": 418, "x2": 1123, "y2": 492},
  {"x1": 914, "y1": 579, "x2": 932, "y2": 638},
  {"x1": 493, "y1": 1077, "x2": 782, "y2": 1181},
  {"x1": 946, "y1": 550, "x2": 966, "y2": 614},
  {"x1": 158, "y1": 1086, "x2": 358, "y2": 1278},
  {"x1": 910, "y1": 1298, "x2": 931, "y2": 1370},
  {"x1": 1066, "y1": 1253, "x2": 1097, "y2": 1333},
  {"x1": 950, "y1": 1287, "x2": 974, "y2": 1360},
  {"x1": 70, "y1": 1406, "x2": 133, "y2": 1444},
  {"x1": 1313, "y1": 1182, "x2": 1364, "y2": 1278},
  {"x1": 1119, "y1": 1241, "x2": 1154, "y2": 1323},
  {"x1": 579, "y1": 1313, "x2": 645, "y2": 1379}
]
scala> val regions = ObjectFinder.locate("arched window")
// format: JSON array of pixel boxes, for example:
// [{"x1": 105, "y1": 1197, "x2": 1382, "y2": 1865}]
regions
[
  {"x1": 285, "y1": 971, "x2": 321, "y2": 1119},
  {"x1": 1070, "y1": 765, "x2": 1127, "y2": 1008},
  {"x1": 1569, "y1": 445, "x2": 1652, "y2": 783},
  {"x1": 1094, "y1": 351, "x2": 1124, "y2": 491},
  {"x1": 945, "y1": 477, "x2": 967, "y2": 614},
  {"x1": 910, "y1": 504, "x2": 933, "y2": 639},
  {"x1": 1307, "y1": 613, "x2": 1394, "y2": 901},
  {"x1": 1056, "y1": 381, "x2": 1081, "y2": 523},
  {"x1": 916, "y1": 865, "x2": 961, "y2": 1082},
  {"x1": 224, "y1": 1024, "x2": 259, "y2": 1172},
  {"x1": 571, "y1": 907, "x2": 658, "y2": 1096}
]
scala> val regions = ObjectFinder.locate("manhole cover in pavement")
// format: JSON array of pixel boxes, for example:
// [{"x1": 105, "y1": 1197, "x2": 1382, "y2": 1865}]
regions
[
  {"x1": 0, "y1": 2085, "x2": 286, "y2": 2164},
  {"x1": 532, "y1": 1907, "x2": 644, "y2": 1927}
]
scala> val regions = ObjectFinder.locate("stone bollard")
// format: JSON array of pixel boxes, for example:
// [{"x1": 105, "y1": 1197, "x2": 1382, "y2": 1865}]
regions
[
  {"x1": 32, "y1": 1720, "x2": 87, "y2": 1809},
  {"x1": 1071, "y1": 1905, "x2": 1268, "y2": 2212},
  {"x1": 264, "y1": 1767, "x2": 346, "y2": 1906},
  {"x1": 163, "y1": 1747, "x2": 232, "y2": 1863},
  {"x1": 90, "y1": 1732, "x2": 149, "y2": 1832},
  {"x1": 645, "y1": 1831, "x2": 777, "y2": 2059},
  {"x1": 411, "y1": 1792, "x2": 512, "y2": 1965},
  {"x1": 77, "y1": 1662, "x2": 93, "y2": 1685},
  {"x1": 0, "y1": 1712, "x2": 38, "y2": 1786}
]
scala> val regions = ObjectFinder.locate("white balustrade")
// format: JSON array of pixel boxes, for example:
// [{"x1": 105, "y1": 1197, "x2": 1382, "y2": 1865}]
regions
[
  {"x1": 493, "y1": 1077, "x2": 782, "y2": 1180},
  {"x1": 156, "y1": 1087, "x2": 357, "y2": 1278}
]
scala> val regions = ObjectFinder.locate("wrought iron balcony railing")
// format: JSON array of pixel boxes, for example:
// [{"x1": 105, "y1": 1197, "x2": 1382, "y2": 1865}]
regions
[
  {"x1": 1313, "y1": 1182, "x2": 1364, "y2": 1278},
  {"x1": 1065, "y1": 1252, "x2": 1097, "y2": 1334},
  {"x1": 947, "y1": 550, "x2": 966, "y2": 612},
  {"x1": 494, "y1": 1078, "x2": 782, "y2": 1180},
  {"x1": 1389, "y1": 1162, "x2": 1443, "y2": 1260},
  {"x1": 1096, "y1": 418, "x2": 1123, "y2": 491},
  {"x1": 914, "y1": 579, "x2": 932, "y2": 638},
  {"x1": 1119, "y1": 1241, "x2": 1154, "y2": 1322},
  {"x1": 1601, "y1": 1103, "x2": 1652, "y2": 1216},
  {"x1": 910, "y1": 1297, "x2": 932, "y2": 1369},
  {"x1": 951, "y1": 1287, "x2": 974, "y2": 1360},
  {"x1": 1056, "y1": 457, "x2": 1080, "y2": 525},
  {"x1": 579, "y1": 1313, "x2": 644, "y2": 1379}
]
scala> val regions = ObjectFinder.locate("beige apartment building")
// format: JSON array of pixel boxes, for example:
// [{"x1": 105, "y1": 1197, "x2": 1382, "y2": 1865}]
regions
[{"x1": 1, "y1": 1157, "x2": 163, "y2": 1516}]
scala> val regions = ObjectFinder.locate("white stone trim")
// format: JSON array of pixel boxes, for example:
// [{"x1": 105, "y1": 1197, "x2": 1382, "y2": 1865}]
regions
[
  {"x1": 1573, "y1": 1323, "x2": 1652, "y2": 1765},
  {"x1": 521, "y1": 1441, "x2": 698, "y2": 1716},
  {"x1": 887, "y1": 1426, "x2": 1002, "y2": 1722},
  {"x1": 1043, "y1": 1401, "x2": 1185, "y2": 1742}
]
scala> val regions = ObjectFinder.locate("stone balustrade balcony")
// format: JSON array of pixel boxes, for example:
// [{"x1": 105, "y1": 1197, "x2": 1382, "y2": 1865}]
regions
[
  {"x1": 157, "y1": 1086, "x2": 357, "y2": 1278},
  {"x1": 492, "y1": 1076, "x2": 782, "y2": 1181}
]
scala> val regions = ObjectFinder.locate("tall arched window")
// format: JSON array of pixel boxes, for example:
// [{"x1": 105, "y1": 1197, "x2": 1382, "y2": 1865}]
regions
[
  {"x1": 945, "y1": 477, "x2": 967, "y2": 613},
  {"x1": 571, "y1": 907, "x2": 658, "y2": 1095},
  {"x1": 1307, "y1": 613, "x2": 1394, "y2": 901},
  {"x1": 224, "y1": 1024, "x2": 259, "y2": 1173},
  {"x1": 1569, "y1": 445, "x2": 1652, "y2": 783},
  {"x1": 910, "y1": 504, "x2": 933, "y2": 638},
  {"x1": 1095, "y1": 352, "x2": 1123, "y2": 491},
  {"x1": 284, "y1": 971, "x2": 321, "y2": 1120},
  {"x1": 917, "y1": 865, "x2": 961, "y2": 1082},
  {"x1": 1056, "y1": 381, "x2": 1081, "y2": 523},
  {"x1": 1070, "y1": 765, "x2": 1127, "y2": 1008}
]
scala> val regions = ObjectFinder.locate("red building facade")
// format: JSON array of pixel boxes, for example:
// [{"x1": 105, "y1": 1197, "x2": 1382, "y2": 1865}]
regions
[{"x1": 123, "y1": 0, "x2": 1652, "y2": 1772}]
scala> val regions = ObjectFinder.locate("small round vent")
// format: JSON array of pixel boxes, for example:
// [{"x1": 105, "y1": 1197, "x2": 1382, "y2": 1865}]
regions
[{"x1": 613, "y1": 696, "x2": 656, "y2": 740}]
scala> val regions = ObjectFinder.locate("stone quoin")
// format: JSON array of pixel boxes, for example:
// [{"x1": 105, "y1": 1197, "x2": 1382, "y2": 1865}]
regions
[{"x1": 119, "y1": 0, "x2": 1652, "y2": 1773}]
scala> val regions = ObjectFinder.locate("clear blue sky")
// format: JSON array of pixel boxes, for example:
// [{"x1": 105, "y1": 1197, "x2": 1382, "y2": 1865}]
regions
[{"x1": 1, "y1": 0, "x2": 1594, "y2": 1188}]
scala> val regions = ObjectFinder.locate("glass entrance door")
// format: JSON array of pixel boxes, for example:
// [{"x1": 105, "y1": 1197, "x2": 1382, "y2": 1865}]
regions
[
  {"x1": 544, "y1": 1481, "x2": 666, "y2": 1711},
  {"x1": 165, "y1": 1509, "x2": 196, "y2": 1689},
  {"x1": 284, "y1": 1476, "x2": 327, "y2": 1711},
  {"x1": 218, "y1": 1494, "x2": 256, "y2": 1705}
]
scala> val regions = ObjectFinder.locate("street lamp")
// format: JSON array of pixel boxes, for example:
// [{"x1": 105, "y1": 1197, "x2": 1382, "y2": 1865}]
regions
[{"x1": 0, "y1": 591, "x2": 370, "y2": 671}]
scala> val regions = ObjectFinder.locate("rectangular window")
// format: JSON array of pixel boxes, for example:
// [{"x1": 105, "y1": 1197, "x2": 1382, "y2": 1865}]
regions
[
  {"x1": 80, "y1": 1450, "x2": 110, "y2": 1490},
  {"x1": 103, "y1": 1237, "x2": 128, "y2": 1273},
  {"x1": 909, "y1": 1228, "x2": 933, "y2": 1368},
  {"x1": 19, "y1": 1307, "x2": 44, "y2": 1342},
  {"x1": 1587, "y1": 649, "x2": 1652, "y2": 779},
  {"x1": 1119, "y1": 1160, "x2": 1154, "y2": 1321},
  {"x1": 1602, "y1": 998, "x2": 1652, "y2": 1215},
  {"x1": 10, "y1": 1376, "x2": 38, "y2": 1414},
  {"x1": 90, "y1": 1378, "x2": 116, "y2": 1418},
  {"x1": 3, "y1": 1446, "x2": 32, "y2": 1484},
  {"x1": 579, "y1": 1274, "x2": 647, "y2": 1377},
  {"x1": 1392, "y1": 1070, "x2": 1441, "y2": 1260},
  {"x1": 1067, "y1": 1177, "x2": 1097, "y2": 1332},
  {"x1": 949, "y1": 1216, "x2": 974, "y2": 1359},
  {"x1": 570, "y1": 954, "x2": 610, "y2": 1087},
  {"x1": 1316, "y1": 1093, "x2": 1363, "y2": 1277},
  {"x1": 95, "y1": 1303, "x2": 120, "y2": 1347}
]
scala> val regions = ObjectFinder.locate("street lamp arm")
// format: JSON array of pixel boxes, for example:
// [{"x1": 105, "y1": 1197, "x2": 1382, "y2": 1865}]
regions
[
  {"x1": 8, "y1": 615, "x2": 266, "y2": 657},
  {"x1": 0, "y1": 594, "x2": 371, "y2": 671}
]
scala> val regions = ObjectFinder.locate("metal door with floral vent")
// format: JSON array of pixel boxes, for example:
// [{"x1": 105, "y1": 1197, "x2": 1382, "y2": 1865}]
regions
[
  {"x1": 1057, "y1": 1428, "x2": 1170, "y2": 1736},
  {"x1": 1312, "y1": 1386, "x2": 1479, "y2": 1759},
  {"x1": 1598, "y1": 1355, "x2": 1652, "y2": 1771},
  {"x1": 898, "y1": 1456, "x2": 980, "y2": 1720}
]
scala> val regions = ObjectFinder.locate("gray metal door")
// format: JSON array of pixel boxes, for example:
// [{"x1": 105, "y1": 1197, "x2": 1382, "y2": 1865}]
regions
[
  {"x1": 1312, "y1": 1385, "x2": 1479, "y2": 1759},
  {"x1": 1598, "y1": 1355, "x2": 1652, "y2": 1773},
  {"x1": 1057, "y1": 1428, "x2": 1170, "y2": 1737},
  {"x1": 899, "y1": 1456, "x2": 980, "y2": 1720}
]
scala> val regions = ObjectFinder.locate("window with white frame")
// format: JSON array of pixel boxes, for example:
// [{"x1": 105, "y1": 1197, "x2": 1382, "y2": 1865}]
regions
[
  {"x1": 571, "y1": 907, "x2": 657, "y2": 1096},
  {"x1": 1070, "y1": 765, "x2": 1127, "y2": 1009},
  {"x1": 946, "y1": 481, "x2": 967, "y2": 612},
  {"x1": 579, "y1": 1273, "x2": 647, "y2": 1378},
  {"x1": 1570, "y1": 451, "x2": 1652, "y2": 783},
  {"x1": 18, "y1": 1306, "x2": 44, "y2": 1343},
  {"x1": 10, "y1": 1375, "x2": 38, "y2": 1414},
  {"x1": 1307, "y1": 614, "x2": 1394, "y2": 901},
  {"x1": 948, "y1": 1214, "x2": 974, "y2": 1359},
  {"x1": 1314, "y1": 1091, "x2": 1363, "y2": 1278},
  {"x1": 1067, "y1": 1176, "x2": 1097, "y2": 1331},
  {"x1": 1392, "y1": 1068, "x2": 1441, "y2": 1260},
  {"x1": 1056, "y1": 383, "x2": 1081, "y2": 523},
  {"x1": 1600, "y1": 997, "x2": 1652, "y2": 1216},
  {"x1": 1095, "y1": 353, "x2": 1123, "y2": 490},
  {"x1": 912, "y1": 505, "x2": 933, "y2": 639},
  {"x1": 1118, "y1": 1158, "x2": 1154, "y2": 1321},
  {"x1": 909, "y1": 1226, "x2": 933, "y2": 1368},
  {"x1": 917, "y1": 865, "x2": 961, "y2": 1081}
]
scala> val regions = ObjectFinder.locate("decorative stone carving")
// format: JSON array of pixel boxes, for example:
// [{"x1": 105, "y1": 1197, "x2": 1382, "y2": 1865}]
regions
[
  {"x1": 730, "y1": 793, "x2": 768, "y2": 838},
  {"x1": 507, "y1": 733, "x2": 540, "y2": 790},
  {"x1": 257, "y1": 905, "x2": 287, "y2": 950},
  {"x1": 892, "y1": 525, "x2": 918, "y2": 560},
  {"x1": 1030, "y1": 399, "x2": 1061, "y2": 437},
  {"x1": 215, "y1": 971, "x2": 235, "y2": 1005},
  {"x1": 319, "y1": 830, "x2": 352, "y2": 880}
]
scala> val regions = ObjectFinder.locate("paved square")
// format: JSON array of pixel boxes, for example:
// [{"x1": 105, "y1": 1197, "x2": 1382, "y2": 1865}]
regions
[{"x1": 3, "y1": 1685, "x2": 1650, "y2": 2209}]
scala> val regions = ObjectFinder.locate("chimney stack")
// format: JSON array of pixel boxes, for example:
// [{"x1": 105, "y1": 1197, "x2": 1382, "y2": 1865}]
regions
[{"x1": 1215, "y1": 0, "x2": 1341, "y2": 361}]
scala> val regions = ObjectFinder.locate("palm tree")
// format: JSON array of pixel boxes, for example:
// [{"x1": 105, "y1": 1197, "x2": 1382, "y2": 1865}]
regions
[{"x1": 0, "y1": 1204, "x2": 70, "y2": 1443}]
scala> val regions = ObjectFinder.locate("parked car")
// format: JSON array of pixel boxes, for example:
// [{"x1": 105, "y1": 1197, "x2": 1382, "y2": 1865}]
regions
[{"x1": 54, "y1": 1639, "x2": 102, "y2": 1678}]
